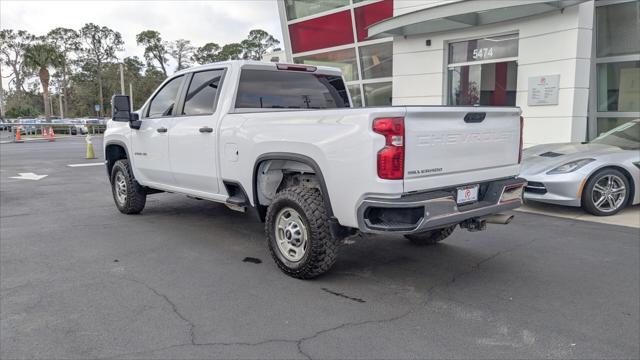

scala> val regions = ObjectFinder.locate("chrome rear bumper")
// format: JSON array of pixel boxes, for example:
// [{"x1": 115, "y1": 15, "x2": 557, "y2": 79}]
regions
[{"x1": 357, "y1": 178, "x2": 526, "y2": 234}]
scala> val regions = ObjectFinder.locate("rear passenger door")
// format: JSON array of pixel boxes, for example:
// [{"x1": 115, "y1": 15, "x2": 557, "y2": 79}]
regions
[{"x1": 168, "y1": 69, "x2": 226, "y2": 195}]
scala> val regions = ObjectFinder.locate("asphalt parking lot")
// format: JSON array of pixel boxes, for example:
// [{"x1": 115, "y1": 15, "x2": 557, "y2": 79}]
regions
[{"x1": 1, "y1": 137, "x2": 639, "y2": 359}]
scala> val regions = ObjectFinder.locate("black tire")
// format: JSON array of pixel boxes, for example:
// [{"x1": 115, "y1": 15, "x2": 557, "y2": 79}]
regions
[
  {"x1": 582, "y1": 168, "x2": 630, "y2": 216},
  {"x1": 110, "y1": 159, "x2": 146, "y2": 214},
  {"x1": 265, "y1": 186, "x2": 338, "y2": 279},
  {"x1": 404, "y1": 225, "x2": 456, "y2": 246}
]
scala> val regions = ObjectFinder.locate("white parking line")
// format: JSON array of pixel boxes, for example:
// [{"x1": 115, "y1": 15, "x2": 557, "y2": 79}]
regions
[{"x1": 67, "y1": 162, "x2": 105, "y2": 167}]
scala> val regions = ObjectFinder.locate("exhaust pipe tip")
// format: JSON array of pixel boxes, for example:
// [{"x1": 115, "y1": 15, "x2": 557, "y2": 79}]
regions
[{"x1": 485, "y1": 213, "x2": 514, "y2": 225}]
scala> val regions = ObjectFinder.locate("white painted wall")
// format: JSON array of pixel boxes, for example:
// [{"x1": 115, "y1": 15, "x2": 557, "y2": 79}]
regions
[{"x1": 390, "y1": 0, "x2": 595, "y2": 146}]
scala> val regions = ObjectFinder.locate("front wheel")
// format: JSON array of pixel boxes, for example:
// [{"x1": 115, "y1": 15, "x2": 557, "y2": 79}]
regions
[
  {"x1": 582, "y1": 169, "x2": 630, "y2": 216},
  {"x1": 404, "y1": 226, "x2": 456, "y2": 246},
  {"x1": 110, "y1": 159, "x2": 146, "y2": 214},
  {"x1": 265, "y1": 186, "x2": 338, "y2": 279}
]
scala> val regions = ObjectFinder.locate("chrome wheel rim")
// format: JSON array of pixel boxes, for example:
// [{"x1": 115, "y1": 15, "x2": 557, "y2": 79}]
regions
[
  {"x1": 115, "y1": 172, "x2": 127, "y2": 205},
  {"x1": 275, "y1": 207, "x2": 308, "y2": 262},
  {"x1": 591, "y1": 174, "x2": 626, "y2": 213}
]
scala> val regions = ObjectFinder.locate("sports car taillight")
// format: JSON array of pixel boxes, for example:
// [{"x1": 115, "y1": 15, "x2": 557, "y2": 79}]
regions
[{"x1": 373, "y1": 117, "x2": 404, "y2": 180}]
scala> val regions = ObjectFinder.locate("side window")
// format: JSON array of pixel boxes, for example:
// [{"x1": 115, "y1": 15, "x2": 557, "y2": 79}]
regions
[
  {"x1": 182, "y1": 69, "x2": 225, "y2": 115},
  {"x1": 147, "y1": 75, "x2": 184, "y2": 118}
]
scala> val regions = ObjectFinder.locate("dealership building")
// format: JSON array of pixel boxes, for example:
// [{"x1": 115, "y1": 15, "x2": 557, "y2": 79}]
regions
[{"x1": 276, "y1": 0, "x2": 639, "y2": 146}]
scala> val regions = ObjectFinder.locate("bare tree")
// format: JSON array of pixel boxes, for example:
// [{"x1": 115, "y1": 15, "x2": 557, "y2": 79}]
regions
[
  {"x1": 136, "y1": 30, "x2": 169, "y2": 76},
  {"x1": 47, "y1": 27, "x2": 80, "y2": 117},
  {"x1": 0, "y1": 29, "x2": 35, "y2": 97},
  {"x1": 79, "y1": 23, "x2": 123, "y2": 117},
  {"x1": 171, "y1": 39, "x2": 194, "y2": 71}
]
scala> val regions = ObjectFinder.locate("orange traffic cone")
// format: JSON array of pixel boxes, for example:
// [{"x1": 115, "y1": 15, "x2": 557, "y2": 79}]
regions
[
  {"x1": 49, "y1": 126, "x2": 55, "y2": 142},
  {"x1": 14, "y1": 126, "x2": 23, "y2": 143}
]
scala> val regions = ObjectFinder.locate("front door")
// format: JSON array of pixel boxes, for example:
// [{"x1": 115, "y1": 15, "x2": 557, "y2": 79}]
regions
[
  {"x1": 131, "y1": 75, "x2": 185, "y2": 186},
  {"x1": 168, "y1": 69, "x2": 225, "y2": 194}
]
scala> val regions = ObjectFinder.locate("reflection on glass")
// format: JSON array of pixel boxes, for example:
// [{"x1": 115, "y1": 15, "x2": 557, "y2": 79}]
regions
[
  {"x1": 285, "y1": 0, "x2": 349, "y2": 20},
  {"x1": 592, "y1": 119, "x2": 639, "y2": 150},
  {"x1": 448, "y1": 62, "x2": 517, "y2": 106},
  {"x1": 596, "y1": 117, "x2": 639, "y2": 138},
  {"x1": 363, "y1": 82, "x2": 392, "y2": 106},
  {"x1": 148, "y1": 76, "x2": 184, "y2": 118},
  {"x1": 235, "y1": 70, "x2": 350, "y2": 109},
  {"x1": 183, "y1": 70, "x2": 224, "y2": 115},
  {"x1": 294, "y1": 48, "x2": 358, "y2": 82},
  {"x1": 348, "y1": 84, "x2": 362, "y2": 107},
  {"x1": 596, "y1": 1, "x2": 640, "y2": 57},
  {"x1": 359, "y1": 42, "x2": 392, "y2": 80},
  {"x1": 597, "y1": 61, "x2": 640, "y2": 112}
]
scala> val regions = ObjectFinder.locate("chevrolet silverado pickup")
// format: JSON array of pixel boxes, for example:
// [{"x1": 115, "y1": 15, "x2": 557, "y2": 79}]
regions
[{"x1": 105, "y1": 60, "x2": 526, "y2": 279}]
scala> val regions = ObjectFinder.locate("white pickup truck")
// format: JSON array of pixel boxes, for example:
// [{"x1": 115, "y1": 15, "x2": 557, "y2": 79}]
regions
[{"x1": 105, "y1": 60, "x2": 526, "y2": 278}]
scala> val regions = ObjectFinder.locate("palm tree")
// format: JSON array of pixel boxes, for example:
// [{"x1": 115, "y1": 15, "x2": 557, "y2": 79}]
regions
[{"x1": 24, "y1": 42, "x2": 61, "y2": 120}]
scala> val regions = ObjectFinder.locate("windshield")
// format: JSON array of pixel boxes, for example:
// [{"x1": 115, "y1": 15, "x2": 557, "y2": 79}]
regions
[{"x1": 592, "y1": 120, "x2": 640, "y2": 150}]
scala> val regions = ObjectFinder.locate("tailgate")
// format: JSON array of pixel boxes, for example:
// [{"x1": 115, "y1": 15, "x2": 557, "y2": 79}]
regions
[{"x1": 403, "y1": 107, "x2": 521, "y2": 192}]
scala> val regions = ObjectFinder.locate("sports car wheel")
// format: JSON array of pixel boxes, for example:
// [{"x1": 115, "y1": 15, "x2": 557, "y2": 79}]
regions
[{"x1": 582, "y1": 168, "x2": 629, "y2": 216}]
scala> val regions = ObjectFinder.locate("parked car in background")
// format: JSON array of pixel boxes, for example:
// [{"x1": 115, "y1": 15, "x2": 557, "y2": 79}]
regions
[
  {"x1": 70, "y1": 120, "x2": 88, "y2": 135},
  {"x1": 521, "y1": 119, "x2": 640, "y2": 216}
]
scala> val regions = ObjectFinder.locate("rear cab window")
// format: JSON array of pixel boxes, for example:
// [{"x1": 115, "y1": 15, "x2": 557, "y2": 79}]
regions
[{"x1": 235, "y1": 69, "x2": 350, "y2": 109}]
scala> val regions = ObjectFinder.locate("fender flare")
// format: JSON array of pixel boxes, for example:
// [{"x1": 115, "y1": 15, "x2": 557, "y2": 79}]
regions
[
  {"x1": 253, "y1": 152, "x2": 334, "y2": 219},
  {"x1": 104, "y1": 140, "x2": 130, "y2": 176}
]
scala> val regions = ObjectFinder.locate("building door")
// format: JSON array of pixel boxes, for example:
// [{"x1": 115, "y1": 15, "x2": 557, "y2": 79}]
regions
[{"x1": 447, "y1": 34, "x2": 519, "y2": 106}]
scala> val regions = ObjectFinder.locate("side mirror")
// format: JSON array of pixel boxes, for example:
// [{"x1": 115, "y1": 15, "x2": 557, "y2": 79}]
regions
[
  {"x1": 111, "y1": 95, "x2": 141, "y2": 130},
  {"x1": 111, "y1": 95, "x2": 131, "y2": 122}
]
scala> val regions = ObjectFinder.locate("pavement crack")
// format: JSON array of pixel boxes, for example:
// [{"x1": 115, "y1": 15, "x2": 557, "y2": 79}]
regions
[
  {"x1": 444, "y1": 236, "x2": 544, "y2": 287},
  {"x1": 119, "y1": 277, "x2": 196, "y2": 345}
]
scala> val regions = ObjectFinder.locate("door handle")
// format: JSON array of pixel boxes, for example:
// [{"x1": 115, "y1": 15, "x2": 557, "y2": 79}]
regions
[
  {"x1": 157, "y1": 127, "x2": 167, "y2": 133},
  {"x1": 199, "y1": 126, "x2": 214, "y2": 133}
]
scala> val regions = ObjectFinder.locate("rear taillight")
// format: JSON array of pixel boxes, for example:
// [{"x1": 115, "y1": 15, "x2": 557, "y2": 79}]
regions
[
  {"x1": 373, "y1": 117, "x2": 404, "y2": 180},
  {"x1": 518, "y1": 115, "x2": 524, "y2": 164}
]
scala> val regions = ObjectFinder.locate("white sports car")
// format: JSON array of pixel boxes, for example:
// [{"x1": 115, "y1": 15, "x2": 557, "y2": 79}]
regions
[{"x1": 521, "y1": 120, "x2": 640, "y2": 216}]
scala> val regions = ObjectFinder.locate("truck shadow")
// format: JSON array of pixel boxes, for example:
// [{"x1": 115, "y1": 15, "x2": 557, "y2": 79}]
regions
[{"x1": 140, "y1": 195, "x2": 514, "y2": 286}]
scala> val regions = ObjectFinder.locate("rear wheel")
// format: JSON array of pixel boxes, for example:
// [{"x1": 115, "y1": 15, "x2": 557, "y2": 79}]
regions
[
  {"x1": 110, "y1": 159, "x2": 146, "y2": 214},
  {"x1": 265, "y1": 186, "x2": 338, "y2": 279},
  {"x1": 582, "y1": 168, "x2": 629, "y2": 216},
  {"x1": 404, "y1": 225, "x2": 456, "y2": 246}
]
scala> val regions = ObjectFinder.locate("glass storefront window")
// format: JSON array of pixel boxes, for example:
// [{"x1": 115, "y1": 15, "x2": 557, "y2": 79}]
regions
[
  {"x1": 596, "y1": 1, "x2": 640, "y2": 57},
  {"x1": 288, "y1": 10, "x2": 354, "y2": 53},
  {"x1": 596, "y1": 117, "x2": 639, "y2": 137},
  {"x1": 284, "y1": 0, "x2": 349, "y2": 21},
  {"x1": 353, "y1": 0, "x2": 393, "y2": 41},
  {"x1": 294, "y1": 47, "x2": 358, "y2": 82},
  {"x1": 348, "y1": 84, "x2": 363, "y2": 107},
  {"x1": 363, "y1": 82, "x2": 392, "y2": 106},
  {"x1": 597, "y1": 61, "x2": 640, "y2": 112},
  {"x1": 449, "y1": 34, "x2": 519, "y2": 64},
  {"x1": 359, "y1": 42, "x2": 392, "y2": 80},
  {"x1": 448, "y1": 62, "x2": 517, "y2": 106}
]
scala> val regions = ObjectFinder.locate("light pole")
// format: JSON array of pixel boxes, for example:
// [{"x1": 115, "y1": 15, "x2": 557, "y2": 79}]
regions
[
  {"x1": 119, "y1": 62, "x2": 125, "y2": 95},
  {"x1": 58, "y1": 93, "x2": 64, "y2": 119},
  {"x1": 0, "y1": 65, "x2": 5, "y2": 118},
  {"x1": 129, "y1": 82, "x2": 133, "y2": 110}
]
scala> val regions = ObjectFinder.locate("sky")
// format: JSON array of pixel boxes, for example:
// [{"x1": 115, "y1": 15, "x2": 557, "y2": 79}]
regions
[{"x1": 0, "y1": 0, "x2": 284, "y2": 89}]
